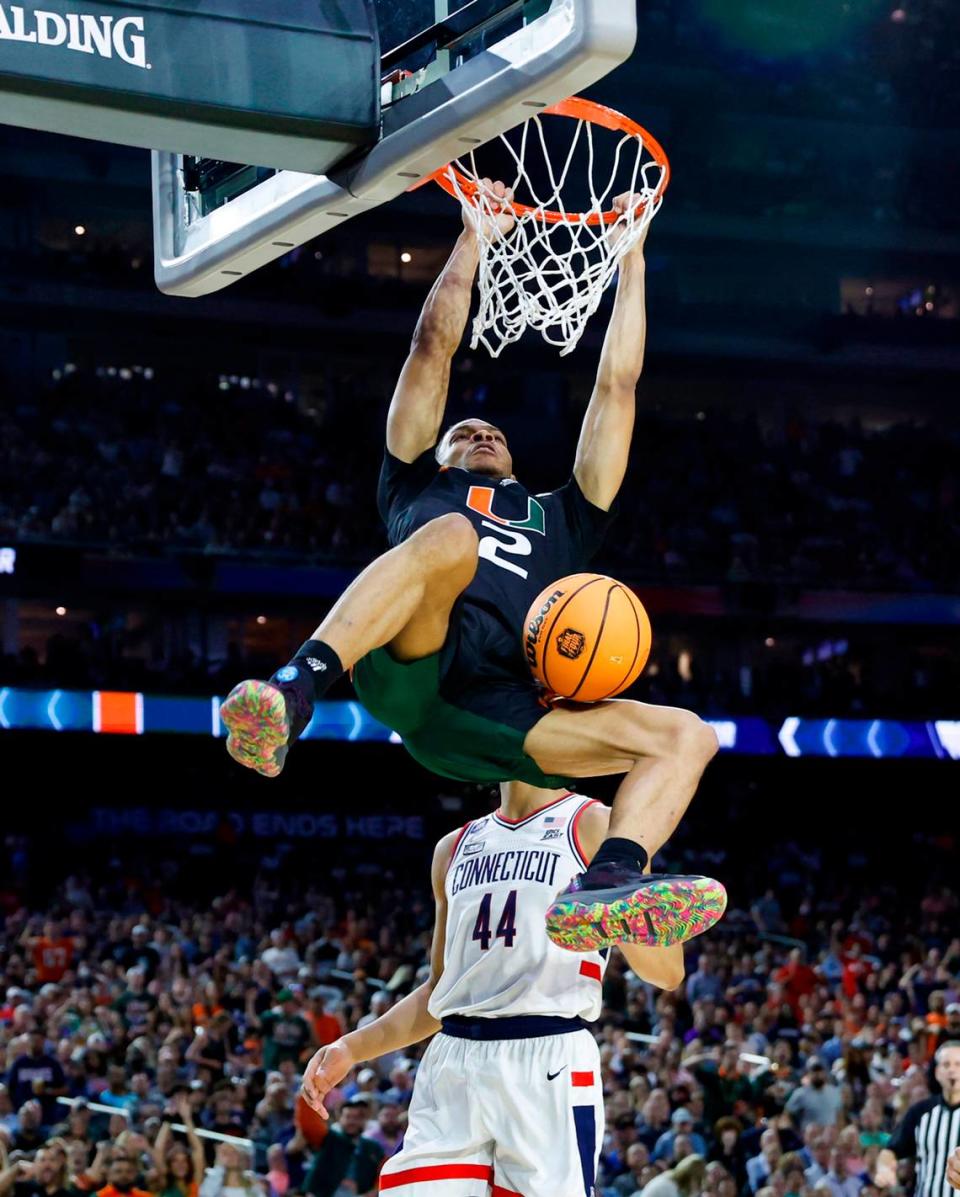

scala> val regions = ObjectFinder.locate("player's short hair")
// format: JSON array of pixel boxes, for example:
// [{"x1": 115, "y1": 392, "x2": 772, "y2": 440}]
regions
[
  {"x1": 434, "y1": 419, "x2": 505, "y2": 462},
  {"x1": 935, "y1": 1039, "x2": 960, "y2": 1062}
]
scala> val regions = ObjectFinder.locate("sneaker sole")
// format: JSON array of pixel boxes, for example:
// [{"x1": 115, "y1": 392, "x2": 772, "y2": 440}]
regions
[
  {"x1": 220, "y1": 679, "x2": 290, "y2": 778},
  {"x1": 545, "y1": 876, "x2": 728, "y2": 952}
]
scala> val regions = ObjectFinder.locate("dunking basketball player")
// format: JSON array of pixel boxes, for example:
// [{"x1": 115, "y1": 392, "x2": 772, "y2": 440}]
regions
[
  {"x1": 301, "y1": 782, "x2": 684, "y2": 1197},
  {"x1": 221, "y1": 184, "x2": 725, "y2": 953}
]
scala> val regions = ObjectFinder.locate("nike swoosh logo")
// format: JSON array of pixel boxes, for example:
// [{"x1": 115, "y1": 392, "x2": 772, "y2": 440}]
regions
[{"x1": 547, "y1": 1068, "x2": 566, "y2": 1081}]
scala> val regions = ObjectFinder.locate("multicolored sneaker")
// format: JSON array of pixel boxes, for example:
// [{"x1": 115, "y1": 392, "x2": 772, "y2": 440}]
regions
[
  {"x1": 220, "y1": 676, "x2": 314, "y2": 778},
  {"x1": 545, "y1": 865, "x2": 727, "y2": 952}
]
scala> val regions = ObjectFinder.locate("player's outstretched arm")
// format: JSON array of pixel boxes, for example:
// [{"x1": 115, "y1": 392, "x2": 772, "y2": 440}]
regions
[
  {"x1": 576, "y1": 802, "x2": 685, "y2": 990},
  {"x1": 573, "y1": 195, "x2": 649, "y2": 511},
  {"x1": 386, "y1": 180, "x2": 515, "y2": 463},
  {"x1": 300, "y1": 829, "x2": 457, "y2": 1117}
]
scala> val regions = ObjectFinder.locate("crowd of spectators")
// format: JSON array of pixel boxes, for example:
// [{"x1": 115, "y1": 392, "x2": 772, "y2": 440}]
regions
[
  {"x1": 1, "y1": 368, "x2": 958, "y2": 594},
  {"x1": 1, "y1": 364, "x2": 957, "y2": 716},
  {"x1": 2, "y1": 621, "x2": 957, "y2": 721},
  {"x1": 0, "y1": 367, "x2": 383, "y2": 566},
  {"x1": 0, "y1": 824, "x2": 957, "y2": 1197}
]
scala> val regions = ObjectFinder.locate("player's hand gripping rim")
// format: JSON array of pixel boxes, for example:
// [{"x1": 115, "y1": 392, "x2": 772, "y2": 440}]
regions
[
  {"x1": 607, "y1": 190, "x2": 652, "y2": 254},
  {"x1": 461, "y1": 176, "x2": 517, "y2": 240},
  {"x1": 300, "y1": 1038, "x2": 356, "y2": 1120}
]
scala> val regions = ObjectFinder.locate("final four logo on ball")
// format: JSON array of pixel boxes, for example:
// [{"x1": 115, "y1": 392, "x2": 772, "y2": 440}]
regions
[{"x1": 556, "y1": 629, "x2": 586, "y2": 660}]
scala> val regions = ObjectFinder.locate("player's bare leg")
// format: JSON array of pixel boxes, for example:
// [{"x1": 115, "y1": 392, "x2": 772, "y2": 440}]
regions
[
  {"x1": 310, "y1": 512, "x2": 479, "y2": 665},
  {"x1": 221, "y1": 514, "x2": 478, "y2": 776},
  {"x1": 526, "y1": 700, "x2": 716, "y2": 846},
  {"x1": 523, "y1": 700, "x2": 725, "y2": 952}
]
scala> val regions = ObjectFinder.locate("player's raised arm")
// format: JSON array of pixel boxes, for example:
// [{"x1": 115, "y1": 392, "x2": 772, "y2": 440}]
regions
[
  {"x1": 386, "y1": 180, "x2": 515, "y2": 463},
  {"x1": 573, "y1": 195, "x2": 649, "y2": 511},
  {"x1": 299, "y1": 829, "x2": 456, "y2": 1118}
]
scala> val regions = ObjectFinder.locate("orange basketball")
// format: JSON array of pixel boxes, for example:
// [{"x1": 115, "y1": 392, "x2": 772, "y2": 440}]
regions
[
  {"x1": 295, "y1": 1092, "x2": 329, "y2": 1148},
  {"x1": 523, "y1": 573, "x2": 652, "y2": 702}
]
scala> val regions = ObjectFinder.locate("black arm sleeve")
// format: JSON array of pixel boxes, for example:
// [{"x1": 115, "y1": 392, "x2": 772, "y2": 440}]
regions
[{"x1": 888, "y1": 1100, "x2": 926, "y2": 1159}]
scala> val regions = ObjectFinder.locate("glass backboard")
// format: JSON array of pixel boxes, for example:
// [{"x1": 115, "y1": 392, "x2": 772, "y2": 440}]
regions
[
  {"x1": 152, "y1": 0, "x2": 637, "y2": 298},
  {"x1": 376, "y1": 0, "x2": 528, "y2": 71},
  {"x1": 377, "y1": 0, "x2": 471, "y2": 56}
]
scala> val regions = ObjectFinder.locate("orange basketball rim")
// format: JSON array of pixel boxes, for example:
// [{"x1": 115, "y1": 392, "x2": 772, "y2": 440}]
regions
[{"x1": 424, "y1": 96, "x2": 671, "y2": 225}]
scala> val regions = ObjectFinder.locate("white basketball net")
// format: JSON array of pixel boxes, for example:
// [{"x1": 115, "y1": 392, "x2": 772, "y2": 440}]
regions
[{"x1": 446, "y1": 113, "x2": 668, "y2": 357}]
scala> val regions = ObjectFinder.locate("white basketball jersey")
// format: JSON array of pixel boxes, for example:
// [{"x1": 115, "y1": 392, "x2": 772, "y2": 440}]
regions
[{"x1": 428, "y1": 792, "x2": 608, "y2": 1022}]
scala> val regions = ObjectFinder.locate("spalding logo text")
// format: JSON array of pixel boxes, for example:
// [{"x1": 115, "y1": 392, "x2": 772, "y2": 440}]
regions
[{"x1": 0, "y1": 5, "x2": 149, "y2": 69}]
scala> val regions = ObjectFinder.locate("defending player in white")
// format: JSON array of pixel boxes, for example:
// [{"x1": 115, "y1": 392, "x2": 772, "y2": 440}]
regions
[{"x1": 301, "y1": 783, "x2": 686, "y2": 1196}]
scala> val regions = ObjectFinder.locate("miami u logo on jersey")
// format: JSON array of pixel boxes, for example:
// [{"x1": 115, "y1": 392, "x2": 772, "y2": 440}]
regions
[
  {"x1": 465, "y1": 486, "x2": 545, "y2": 535},
  {"x1": 465, "y1": 486, "x2": 546, "y2": 580}
]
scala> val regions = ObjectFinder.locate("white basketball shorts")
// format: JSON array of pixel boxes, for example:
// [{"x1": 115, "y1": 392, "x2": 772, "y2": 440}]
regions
[{"x1": 378, "y1": 1017, "x2": 602, "y2": 1196}]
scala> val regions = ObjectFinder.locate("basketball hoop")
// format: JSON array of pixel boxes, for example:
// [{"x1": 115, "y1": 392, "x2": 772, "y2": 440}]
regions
[{"x1": 425, "y1": 97, "x2": 670, "y2": 357}]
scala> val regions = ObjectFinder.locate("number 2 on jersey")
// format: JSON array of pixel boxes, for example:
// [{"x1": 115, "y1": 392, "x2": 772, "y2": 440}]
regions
[
  {"x1": 472, "y1": 890, "x2": 518, "y2": 950},
  {"x1": 477, "y1": 520, "x2": 531, "y2": 579}
]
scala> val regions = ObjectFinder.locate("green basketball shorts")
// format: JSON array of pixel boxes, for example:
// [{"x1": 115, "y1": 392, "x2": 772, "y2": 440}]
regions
[{"x1": 352, "y1": 647, "x2": 571, "y2": 788}]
